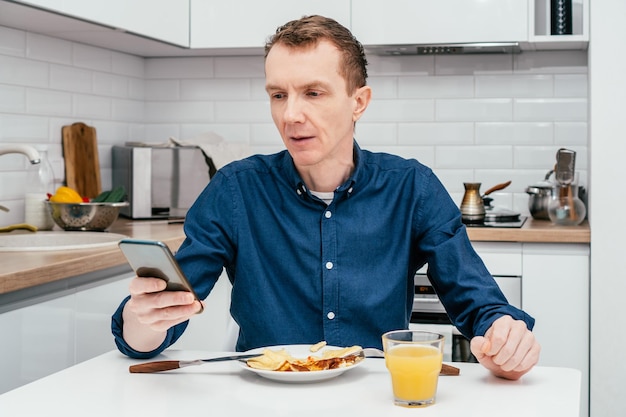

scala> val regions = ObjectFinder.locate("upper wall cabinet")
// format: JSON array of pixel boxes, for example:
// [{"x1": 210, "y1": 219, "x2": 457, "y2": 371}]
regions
[
  {"x1": 528, "y1": 0, "x2": 588, "y2": 50},
  {"x1": 190, "y1": 0, "x2": 350, "y2": 51},
  {"x1": 351, "y1": 0, "x2": 528, "y2": 47},
  {"x1": 8, "y1": 0, "x2": 190, "y2": 47}
]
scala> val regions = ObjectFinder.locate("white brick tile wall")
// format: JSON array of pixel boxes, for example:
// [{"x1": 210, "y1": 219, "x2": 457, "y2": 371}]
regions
[
  {"x1": 475, "y1": 122, "x2": 554, "y2": 145},
  {"x1": 475, "y1": 75, "x2": 553, "y2": 98},
  {"x1": 72, "y1": 43, "x2": 112, "y2": 72},
  {"x1": 0, "y1": 55, "x2": 48, "y2": 88},
  {"x1": 73, "y1": 94, "x2": 111, "y2": 119},
  {"x1": 26, "y1": 33, "x2": 72, "y2": 65},
  {"x1": 144, "y1": 101, "x2": 214, "y2": 123},
  {"x1": 363, "y1": 99, "x2": 434, "y2": 122},
  {"x1": 0, "y1": 25, "x2": 590, "y2": 224},
  {"x1": 50, "y1": 65, "x2": 92, "y2": 93},
  {"x1": 214, "y1": 56, "x2": 265, "y2": 78},
  {"x1": 398, "y1": 123, "x2": 474, "y2": 145},
  {"x1": 399, "y1": 75, "x2": 474, "y2": 98},
  {"x1": 180, "y1": 79, "x2": 251, "y2": 100},
  {"x1": 145, "y1": 57, "x2": 214, "y2": 79},
  {"x1": 111, "y1": 52, "x2": 144, "y2": 78},
  {"x1": 144, "y1": 80, "x2": 179, "y2": 100},
  {"x1": 27, "y1": 89, "x2": 72, "y2": 116},
  {"x1": 436, "y1": 99, "x2": 513, "y2": 122},
  {"x1": 435, "y1": 54, "x2": 514, "y2": 75},
  {"x1": 92, "y1": 73, "x2": 131, "y2": 98},
  {"x1": 514, "y1": 98, "x2": 588, "y2": 121},
  {"x1": 214, "y1": 101, "x2": 270, "y2": 123},
  {"x1": 0, "y1": 85, "x2": 25, "y2": 113},
  {"x1": 0, "y1": 26, "x2": 25, "y2": 57}
]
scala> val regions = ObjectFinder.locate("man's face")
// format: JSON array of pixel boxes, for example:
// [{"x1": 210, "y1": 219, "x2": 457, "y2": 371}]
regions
[{"x1": 265, "y1": 40, "x2": 369, "y2": 171}]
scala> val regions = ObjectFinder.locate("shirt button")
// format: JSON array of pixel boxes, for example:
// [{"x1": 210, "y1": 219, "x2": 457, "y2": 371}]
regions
[
  {"x1": 325, "y1": 261, "x2": 333, "y2": 270},
  {"x1": 325, "y1": 211, "x2": 332, "y2": 219},
  {"x1": 327, "y1": 312, "x2": 335, "y2": 320}
]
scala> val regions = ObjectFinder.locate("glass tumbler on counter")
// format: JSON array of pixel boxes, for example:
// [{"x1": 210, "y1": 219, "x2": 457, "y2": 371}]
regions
[{"x1": 382, "y1": 330, "x2": 444, "y2": 408}]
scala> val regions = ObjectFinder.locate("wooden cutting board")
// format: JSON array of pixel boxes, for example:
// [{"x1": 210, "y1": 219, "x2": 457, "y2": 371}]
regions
[{"x1": 62, "y1": 122, "x2": 102, "y2": 199}]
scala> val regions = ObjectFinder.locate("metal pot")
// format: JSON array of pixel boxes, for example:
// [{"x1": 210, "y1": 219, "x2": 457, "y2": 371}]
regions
[{"x1": 526, "y1": 182, "x2": 554, "y2": 220}]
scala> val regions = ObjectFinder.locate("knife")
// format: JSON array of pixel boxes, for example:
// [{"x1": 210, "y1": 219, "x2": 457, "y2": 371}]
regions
[{"x1": 129, "y1": 353, "x2": 262, "y2": 373}]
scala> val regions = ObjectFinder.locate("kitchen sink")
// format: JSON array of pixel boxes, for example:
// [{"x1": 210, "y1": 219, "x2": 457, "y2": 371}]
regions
[{"x1": 0, "y1": 231, "x2": 128, "y2": 252}]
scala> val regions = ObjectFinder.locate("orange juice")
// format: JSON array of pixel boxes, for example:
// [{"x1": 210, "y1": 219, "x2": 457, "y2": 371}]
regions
[{"x1": 385, "y1": 345, "x2": 443, "y2": 403}]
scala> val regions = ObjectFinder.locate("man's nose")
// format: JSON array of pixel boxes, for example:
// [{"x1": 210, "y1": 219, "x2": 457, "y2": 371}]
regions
[{"x1": 283, "y1": 97, "x2": 305, "y2": 123}]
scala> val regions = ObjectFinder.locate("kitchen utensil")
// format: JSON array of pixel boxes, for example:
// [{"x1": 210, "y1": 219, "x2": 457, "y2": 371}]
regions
[
  {"x1": 482, "y1": 180, "x2": 511, "y2": 198},
  {"x1": 526, "y1": 171, "x2": 555, "y2": 220},
  {"x1": 460, "y1": 183, "x2": 485, "y2": 223},
  {"x1": 481, "y1": 180, "x2": 512, "y2": 207},
  {"x1": 62, "y1": 122, "x2": 102, "y2": 199},
  {"x1": 45, "y1": 201, "x2": 128, "y2": 231},
  {"x1": 129, "y1": 353, "x2": 263, "y2": 373},
  {"x1": 129, "y1": 347, "x2": 461, "y2": 376}
]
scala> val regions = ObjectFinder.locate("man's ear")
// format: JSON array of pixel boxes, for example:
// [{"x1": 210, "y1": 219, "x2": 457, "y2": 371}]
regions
[{"x1": 352, "y1": 85, "x2": 372, "y2": 123}]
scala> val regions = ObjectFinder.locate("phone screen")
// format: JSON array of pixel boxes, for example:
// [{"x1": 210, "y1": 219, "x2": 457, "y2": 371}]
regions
[{"x1": 118, "y1": 239, "x2": 199, "y2": 300}]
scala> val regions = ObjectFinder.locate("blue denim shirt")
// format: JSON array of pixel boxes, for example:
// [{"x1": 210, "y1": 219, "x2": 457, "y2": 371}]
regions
[{"x1": 112, "y1": 143, "x2": 534, "y2": 358}]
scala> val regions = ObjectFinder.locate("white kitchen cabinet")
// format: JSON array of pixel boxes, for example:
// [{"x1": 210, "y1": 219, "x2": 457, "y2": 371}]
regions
[
  {"x1": 522, "y1": 243, "x2": 589, "y2": 417},
  {"x1": 0, "y1": 276, "x2": 130, "y2": 395},
  {"x1": 0, "y1": 270, "x2": 232, "y2": 395},
  {"x1": 352, "y1": 0, "x2": 528, "y2": 47},
  {"x1": 190, "y1": 0, "x2": 350, "y2": 50},
  {"x1": 529, "y1": 0, "x2": 589, "y2": 50},
  {"x1": 11, "y1": 0, "x2": 189, "y2": 46}
]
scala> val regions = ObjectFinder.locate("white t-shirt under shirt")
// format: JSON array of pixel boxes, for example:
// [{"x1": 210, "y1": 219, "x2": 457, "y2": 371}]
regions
[{"x1": 310, "y1": 190, "x2": 334, "y2": 205}]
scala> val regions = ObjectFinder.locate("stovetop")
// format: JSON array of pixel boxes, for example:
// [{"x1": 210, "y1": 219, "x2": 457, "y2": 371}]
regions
[{"x1": 464, "y1": 216, "x2": 527, "y2": 229}]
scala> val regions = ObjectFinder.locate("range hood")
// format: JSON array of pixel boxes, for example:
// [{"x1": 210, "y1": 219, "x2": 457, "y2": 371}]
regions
[{"x1": 365, "y1": 42, "x2": 522, "y2": 56}]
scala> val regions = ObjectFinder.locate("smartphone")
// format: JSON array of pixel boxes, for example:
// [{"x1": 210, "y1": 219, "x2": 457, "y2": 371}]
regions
[{"x1": 118, "y1": 238, "x2": 200, "y2": 301}]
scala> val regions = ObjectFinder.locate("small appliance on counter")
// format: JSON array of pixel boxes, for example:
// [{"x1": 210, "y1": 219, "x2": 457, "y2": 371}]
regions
[
  {"x1": 112, "y1": 144, "x2": 212, "y2": 219},
  {"x1": 460, "y1": 181, "x2": 526, "y2": 228}
]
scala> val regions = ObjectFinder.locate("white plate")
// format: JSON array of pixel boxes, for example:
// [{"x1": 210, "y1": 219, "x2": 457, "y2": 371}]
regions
[{"x1": 239, "y1": 344, "x2": 364, "y2": 383}]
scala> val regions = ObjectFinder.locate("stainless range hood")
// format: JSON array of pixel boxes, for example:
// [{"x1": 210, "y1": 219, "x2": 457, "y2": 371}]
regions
[{"x1": 365, "y1": 42, "x2": 522, "y2": 56}]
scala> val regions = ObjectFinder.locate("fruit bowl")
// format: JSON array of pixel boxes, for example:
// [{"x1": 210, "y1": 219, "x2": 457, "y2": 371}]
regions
[{"x1": 45, "y1": 201, "x2": 128, "y2": 231}]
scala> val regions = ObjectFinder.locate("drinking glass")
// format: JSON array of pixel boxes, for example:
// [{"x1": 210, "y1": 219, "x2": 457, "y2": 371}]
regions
[{"x1": 382, "y1": 330, "x2": 444, "y2": 407}]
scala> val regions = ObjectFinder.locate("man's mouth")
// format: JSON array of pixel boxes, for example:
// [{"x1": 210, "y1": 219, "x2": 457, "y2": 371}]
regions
[{"x1": 289, "y1": 135, "x2": 314, "y2": 142}]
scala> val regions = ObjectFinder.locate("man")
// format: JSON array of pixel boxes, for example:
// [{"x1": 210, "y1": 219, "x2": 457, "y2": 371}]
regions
[{"x1": 112, "y1": 15, "x2": 540, "y2": 380}]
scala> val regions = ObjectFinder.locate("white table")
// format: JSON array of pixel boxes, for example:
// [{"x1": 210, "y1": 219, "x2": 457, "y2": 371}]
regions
[{"x1": 0, "y1": 350, "x2": 581, "y2": 416}]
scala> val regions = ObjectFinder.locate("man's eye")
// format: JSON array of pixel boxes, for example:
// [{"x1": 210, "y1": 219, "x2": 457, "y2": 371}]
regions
[
  {"x1": 271, "y1": 93, "x2": 285, "y2": 100},
  {"x1": 307, "y1": 91, "x2": 320, "y2": 97}
]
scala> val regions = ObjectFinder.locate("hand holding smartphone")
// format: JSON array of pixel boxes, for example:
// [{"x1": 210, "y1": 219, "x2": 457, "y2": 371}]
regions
[{"x1": 118, "y1": 239, "x2": 201, "y2": 304}]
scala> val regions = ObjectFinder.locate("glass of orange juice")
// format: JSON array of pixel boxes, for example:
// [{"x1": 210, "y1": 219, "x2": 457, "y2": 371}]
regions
[{"x1": 382, "y1": 330, "x2": 445, "y2": 407}]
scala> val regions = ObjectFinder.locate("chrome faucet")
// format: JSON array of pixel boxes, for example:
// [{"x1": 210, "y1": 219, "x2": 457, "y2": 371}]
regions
[
  {"x1": 0, "y1": 144, "x2": 42, "y2": 212},
  {"x1": 0, "y1": 144, "x2": 42, "y2": 164}
]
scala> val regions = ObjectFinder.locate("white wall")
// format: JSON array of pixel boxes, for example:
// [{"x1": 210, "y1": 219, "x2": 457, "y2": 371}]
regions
[
  {"x1": 589, "y1": 1, "x2": 626, "y2": 416},
  {"x1": 0, "y1": 25, "x2": 588, "y2": 226}
]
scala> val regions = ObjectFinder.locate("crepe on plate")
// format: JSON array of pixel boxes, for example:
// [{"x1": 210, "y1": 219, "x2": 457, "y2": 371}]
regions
[{"x1": 246, "y1": 344, "x2": 363, "y2": 372}]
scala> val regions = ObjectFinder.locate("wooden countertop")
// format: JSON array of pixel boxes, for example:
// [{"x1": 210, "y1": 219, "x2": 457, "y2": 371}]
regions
[
  {"x1": 466, "y1": 218, "x2": 590, "y2": 243},
  {"x1": 0, "y1": 219, "x2": 186, "y2": 295},
  {"x1": 0, "y1": 217, "x2": 590, "y2": 296}
]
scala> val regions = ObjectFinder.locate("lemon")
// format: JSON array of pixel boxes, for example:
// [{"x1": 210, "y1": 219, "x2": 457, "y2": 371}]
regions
[{"x1": 50, "y1": 186, "x2": 83, "y2": 203}]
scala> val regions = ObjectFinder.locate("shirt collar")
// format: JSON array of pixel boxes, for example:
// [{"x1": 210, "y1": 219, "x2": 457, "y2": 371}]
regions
[{"x1": 281, "y1": 140, "x2": 364, "y2": 200}]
